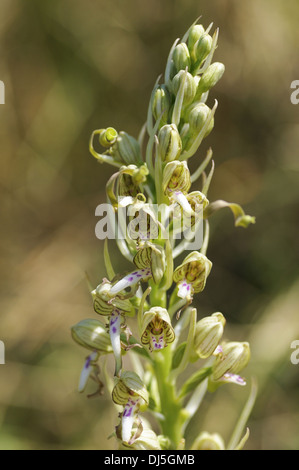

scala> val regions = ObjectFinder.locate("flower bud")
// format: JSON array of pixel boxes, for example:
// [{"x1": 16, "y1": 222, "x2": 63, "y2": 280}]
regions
[
  {"x1": 193, "y1": 34, "x2": 213, "y2": 69},
  {"x1": 141, "y1": 307, "x2": 175, "y2": 351},
  {"x1": 191, "y1": 431, "x2": 225, "y2": 450},
  {"x1": 158, "y1": 124, "x2": 182, "y2": 162},
  {"x1": 71, "y1": 319, "x2": 113, "y2": 353},
  {"x1": 172, "y1": 70, "x2": 197, "y2": 106},
  {"x1": 188, "y1": 103, "x2": 214, "y2": 135},
  {"x1": 112, "y1": 371, "x2": 149, "y2": 405},
  {"x1": 133, "y1": 242, "x2": 165, "y2": 285},
  {"x1": 173, "y1": 251, "x2": 212, "y2": 300},
  {"x1": 78, "y1": 351, "x2": 99, "y2": 393},
  {"x1": 196, "y1": 62, "x2": 225, "y2": 95},
  {"x1": 172, "y1": 43, "x2": 191, "y2": 73},
  {"x1": 187, "y1": 24, "x2": 205, "y2": 56},
  {"x1": 162, "y1": 161, "x2": 191, "y2": 195},
  {"x1": 111, "y1": 131, "x2": 142, "y2": 165},
  {"x1": 194, "y1": 313, "x2": 226, "y2": 359},
  {"x1": 152, "y1": 85, "x2": 172, "y2": 127},
  {"x1": 212, "y1": 341, "x2": 251, "y2": 381},
  {"x1": 99, "y1": 127, "x2": 118, "y2": 148}
]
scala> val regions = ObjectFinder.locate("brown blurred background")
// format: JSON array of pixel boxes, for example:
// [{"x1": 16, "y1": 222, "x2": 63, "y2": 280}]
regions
[{"x1": 0, "y1": 0, "x2": 299, "y2": 450}]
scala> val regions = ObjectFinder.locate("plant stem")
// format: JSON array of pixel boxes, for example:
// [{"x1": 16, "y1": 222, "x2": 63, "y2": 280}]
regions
[{"x1": 153, "y1": 347, "x2": 187, "y2": 448}]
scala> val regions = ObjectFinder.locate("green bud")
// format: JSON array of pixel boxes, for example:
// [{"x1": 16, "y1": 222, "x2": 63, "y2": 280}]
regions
[
  {"x1": 158, "y1": 124, "x2": 182, "y2": 162},
  {"x1": 197, "y1": 62, "x2": 225, "y2": 95},
  {"x1": 187, "y1": 24, "x2": 205, "y2": 55},
  {"x1": 194, "y1": 313, "x2": 226, "y2": 359},
  {"x1": 112, "y1": 370, "x2": 149, "y2": 405},
  {"x1": 212, "y1": 341, "x2": 251, "y2": 381},
  {"x1": 188, "y1": 103, "x2": 212, "y2": 133},
  {"x1": 173, "y1": 43, "x2": 191, "y2": 73},
  {"x1": 71, "y1": 319, "x2": 113, "y2": 354},
  {"x1": 111, "y1": 131, "x2": 142, "y2": 165},
  {"x1": 99, "y1": 127, "x2": 118, "y2": 148},
  {"x1": 152, "y1": 85, "x2": 172, "y2": 127},
  {"x1": 183, "y1": 103, "x2": 214, "y2": 151},
  {"x1": 191, "y1": 431, "x2": 225, "y2": 450},
  {"x1": 162, "y1": 161, "x2": 191, "y2": 195},
  {"x1": 141, "y1": 307, "x2": 175, "y2": 352},
  {"x1": 133, "y1": 242, "x2": 165, "y2": 285},
  {"x1": 172, "y1": 70, "x2": 197, "y2": 106},
  {"x1": 193, "y1": 34, "x2": 213, "y2": 70}
]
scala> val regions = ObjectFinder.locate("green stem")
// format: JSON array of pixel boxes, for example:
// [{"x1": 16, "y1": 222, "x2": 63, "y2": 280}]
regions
[
  {"x1": 149, "y1": 283, "x2": 187, "y2": 448},
  {"x1": 153, "y1": 348, "x2": 187, "y2": 448}
]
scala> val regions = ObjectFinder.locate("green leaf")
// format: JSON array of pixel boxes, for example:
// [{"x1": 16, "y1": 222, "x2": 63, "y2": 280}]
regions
[
  {"x1": 171, "y1": 342, "x2": 187, "y2": 370},
  {"x1": 179, "y1": 367, "x2": 213, "y2": 398}
]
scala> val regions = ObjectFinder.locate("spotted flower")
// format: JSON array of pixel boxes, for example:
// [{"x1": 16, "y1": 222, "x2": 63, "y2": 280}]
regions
[
  {"x1": 140, "y1": 307, "x2": 175, "y2": 352},
  {"x1": 173, "y1": 251, "x2": 212, "y2": 300}
]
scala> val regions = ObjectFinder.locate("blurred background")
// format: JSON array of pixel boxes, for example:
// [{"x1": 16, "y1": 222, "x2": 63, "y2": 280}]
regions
[{"x1": 0, "y1": 0, "x2": 299, "y2": 450}]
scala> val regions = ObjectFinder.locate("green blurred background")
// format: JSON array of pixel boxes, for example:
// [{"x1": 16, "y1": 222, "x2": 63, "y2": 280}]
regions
[{"x1": 0, "y1": 0, "x2": 299, "y2": 450}]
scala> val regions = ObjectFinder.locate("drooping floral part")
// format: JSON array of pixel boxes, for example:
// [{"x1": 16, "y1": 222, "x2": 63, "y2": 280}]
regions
[
  {"x1": 112, "y1": 371, "x2": 149, "y2": 444},
  {"x1": 78, "y1": 351, "x2": 99, "y2": 393},
  {"x1": 109, "y1": 309, "x2": 123, "y2": 376},
  {"x1": 141, "y1": 307, "x2": 175, "y2": 352},
  {"x1": 173, "y1": 251, "x2": 212, "y2": 300},
  {"x1": 109, "y1": 269, "x2": 152, "y2": 296}
]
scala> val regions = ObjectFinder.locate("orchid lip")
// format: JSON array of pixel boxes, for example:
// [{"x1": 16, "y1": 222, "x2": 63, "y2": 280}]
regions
[
  {"x1": 177, "y1": 279, "x2": 192, "y2": 299},
  {"x1": 110, "y1": 269, "x2": 152, "y2": 295},
  {"x1": 121, "y1": 397, "x2": 141, "y2": 443}
]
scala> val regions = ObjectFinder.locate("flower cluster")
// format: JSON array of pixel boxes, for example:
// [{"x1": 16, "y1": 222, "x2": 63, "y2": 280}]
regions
[{"x1": 72, "y1": 20, "x2": 256, "y2": 450}]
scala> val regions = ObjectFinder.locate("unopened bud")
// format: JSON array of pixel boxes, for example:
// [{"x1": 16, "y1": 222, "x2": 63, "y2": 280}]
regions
[
  {"x1": 158, "y1": 124, "x2": 182, "y2": 162},
  {"x1": 197, "y1": 62, "x2": 225, "y2": 95},
  {"x1": 111, "y1": 131, "x2": 142, "y2": 165},
  {"x1": 99, "y1": 127, "x2": 118, "y2": 148},
  {"x1": 172, "y1": 70, "x2": 197, "y2": 106},
  {"x1": 173, "y1": 43, "x2": 191, "y2": 73},
  {"x1": 212, "y1": 341, "x2": 251, "y2": 381},
  {"x1": 191, "y1": 431, "x2": 225, "y2": 450},
  {"x1": 193, "y1": 34, "x2": 213, "y2": 70},
  {"x1": 152, "y1": 85, "x2": 172, "y2": 127},
  {"x1": 194, "y1": 313, "x2": 226, "y2": 359},
  {"x1": 71, "y1": 319, "x2": 112, "y2": 353},
  {"x1": 188, "y1": 24, "x2": 205, "y2": 56}
]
